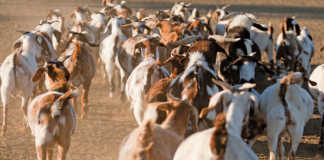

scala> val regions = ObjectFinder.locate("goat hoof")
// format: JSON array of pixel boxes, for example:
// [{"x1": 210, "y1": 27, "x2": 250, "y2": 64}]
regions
[{"x1": 109, "y1": 92, "x2": 113, "y2": 98}]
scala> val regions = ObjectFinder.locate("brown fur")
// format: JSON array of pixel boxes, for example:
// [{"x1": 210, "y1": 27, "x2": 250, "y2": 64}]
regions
[
  {"x1": 32, "y1": 90, "x2": 75, "y2": 160},
  {"x1": 60, "y1": 38, "x2": 95, "y2": 119},
  {"x1": 278, "y1": 72, "x2": 304, "y2": 126},
  {"x1": 210, "y1": 113, "x2": 227, "y2": 160}
]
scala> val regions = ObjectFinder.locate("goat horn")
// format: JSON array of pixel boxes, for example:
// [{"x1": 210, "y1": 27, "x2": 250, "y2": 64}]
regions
[
  {"x1": 221, "y1": 4, "x2": 231, "y2": 10},
  {"x1": 167, "y1": 36, "x2": 200, "y2": 48},
  {"x1": 238, "y1": 83, "x2": 256, "y2": 91},
  {"x1": 16, "y1": 30, "x2": 30, "y2": 34},
  {"x1": 211, "y1": 78, "x2": 233, "y2": 90},
  {"x1": 208, "y1": 35, "x2": 241, "y2": 43}
]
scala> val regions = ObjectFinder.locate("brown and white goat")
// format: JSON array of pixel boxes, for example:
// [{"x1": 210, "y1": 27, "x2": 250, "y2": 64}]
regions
[
  {"x1": 118, "y1": 95, "x2": 198, "y2": 160},
  {"x1": 28, "y1": 60, "x2": 77, "y2": 160},
  {"x1": 125, "y1": 36, "x2": 170, "y2": 125},
  {"x1": 199, "y1": 80, "x2": 265, "y2": 144},
  {"x1": 174, "y1": 92, "x2": 260, "y2": 160},
  {"x1": 59, "y1": 32, "x2": 96, "y2": 119}
]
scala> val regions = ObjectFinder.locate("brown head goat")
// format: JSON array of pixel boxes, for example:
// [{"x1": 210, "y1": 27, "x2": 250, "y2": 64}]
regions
[
  {"x1": 118, "y1": 92, "x2": 198, "y2": 160},
  {"x1": 28, "y1": 60, "x2": 77, "y2": 160}
]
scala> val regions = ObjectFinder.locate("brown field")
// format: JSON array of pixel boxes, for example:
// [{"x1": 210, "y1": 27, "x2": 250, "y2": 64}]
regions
[{"x1": 0, "y1": 0, "x2": 324, "y2": 159}]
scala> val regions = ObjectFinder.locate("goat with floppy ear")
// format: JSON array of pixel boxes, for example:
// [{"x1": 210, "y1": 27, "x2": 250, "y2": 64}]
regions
[{"x1": 32, "y1": 60, "x2": 70, "y2": 92}]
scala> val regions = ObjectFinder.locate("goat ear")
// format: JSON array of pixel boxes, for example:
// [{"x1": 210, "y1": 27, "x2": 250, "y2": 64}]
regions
[{"x1": 31, "y1": 67, "x2": 46, "y2": 82}]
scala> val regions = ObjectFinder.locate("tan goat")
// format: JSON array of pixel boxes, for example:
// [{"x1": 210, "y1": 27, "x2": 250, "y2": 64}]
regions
[
  {"x1": 28, "y1": 61, "x2": 77, "y2": 160},
  {"x1": 59, "y1": 32, "x2": 96, "y2": 119}
]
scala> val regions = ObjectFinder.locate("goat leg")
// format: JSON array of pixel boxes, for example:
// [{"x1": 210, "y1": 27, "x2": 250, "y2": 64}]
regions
[{"x1": 320, "y1": 114, "x2": 324, "y2": 149}]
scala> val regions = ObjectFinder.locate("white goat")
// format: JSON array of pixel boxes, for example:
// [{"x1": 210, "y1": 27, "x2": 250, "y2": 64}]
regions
[
  {"x1": 308, "y1": 64, "x2": 324, "y2": 149},
  {"x1": 296, "y1": 27, "x2": 314, "y2": 75},
  {"x1": 260, "y1": 72, "x2": 314, "y2": 160},
  {"x1": 0, "y1": 23, "x2": 57, "y2": 135},
  {"x1": 99, "y1": 17, "x2": 129, "y2": 98},
  {"x1": 125, "y1": 55, "x2": 169, "y2": 125}
]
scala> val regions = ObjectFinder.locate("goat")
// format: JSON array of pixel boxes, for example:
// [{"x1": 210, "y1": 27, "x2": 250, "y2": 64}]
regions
[
  {"x1": 58, "y1": 31, "x2": 96, "y2": 119},
  {"x1": 99, "y1": 17, "x2": 129, "y2": 98},
  {"x1": 174, "y1": 92, "x2": 259, "y2": 160},
  {"x1": 70, "y1": 7, "x2": 91, "y2": 25},
  {"x1": 118, "y1": 93, "x2": 198, "y2": 160},
  {"x1": 170, "y1": 2, "x2": 191, "y2": 21},
  {"x1": 251, "y1": 23, "x2": 274, "y2": 66},
  {"x1": 0, "y1": 23, "x2": 58, "y2": 135},
  {"x1": 28, "y1": 59, "x2": 77, "y2": 160},
  {"x1": 296, "y1": 27, "x2": 314, "y2": 75},
  {"x1": 275, "y1": 19, "x2": 303, "y2": 72},
  {"x1": 260, "y1": 72, "x2": 315, "y2": 160},
  {"x1": 308, "y1": 65, "x2": 324, "y2": 149},
  {"x1": 125, "y1": 36, "x2": 169, "y2": 125},
  {"x1": 199, "y1": 80, "x2": 265, "y2": 144},
  {"x1": 46, "y1": 9, "x2": 65, "y2": 51},
  {"x1": 178, "y1": 51, "x2": 219, "y2": 113},
  {"x1": 213, "y1": 28, "x2": 261, "y2": 84},
  {"x1": 27, "y1": 89, "x2": 77, "y2": 160}
]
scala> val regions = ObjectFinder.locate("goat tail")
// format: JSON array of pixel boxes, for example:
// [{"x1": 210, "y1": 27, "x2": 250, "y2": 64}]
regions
[
  {"x1": 210, "y1": 113, "x2": 227, "y2": 159},
  {"x1": 281, "y1": 19, "x2": 287, "y2": 40},
  {"x1": 268, "y1": 23, "x2": 274, "y2": 40},
  {"x1": 278, "y1": 83, "x2": 294, "y2": 126},
  {"x1": 138, "y1": 119, "x2": 154, "y2": 148},
  {"x1": 13, "y1": 49, "x2": 21, "y2": 89}
]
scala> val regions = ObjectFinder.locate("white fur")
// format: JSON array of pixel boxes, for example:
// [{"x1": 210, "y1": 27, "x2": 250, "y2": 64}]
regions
[
  {"x1": 100, "y1": 17, "x2": 129, "y2": 97},
  {"x1": 260, "y1": 82, "x2": 314, "y2": 160},
  {"x1": 309, "y1": 64, "x2": 324, "y2": 116},
  {"x1": 174, "y1": 91, "x2": 259, "y2": 160},
  {"x1": 125, "y1": 57, "x2": 168, "y2": 125},
  {"x1": 297, "y1": 28, "x2": 314, "y2": 75},
  {"x1": 0, "y1": 26, "x2": 57, "y2": 133}
]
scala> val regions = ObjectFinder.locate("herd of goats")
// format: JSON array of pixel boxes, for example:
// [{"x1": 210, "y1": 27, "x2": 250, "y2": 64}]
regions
[{"x1": 0, "y1": 0, "x2": 324, "y2": 160}]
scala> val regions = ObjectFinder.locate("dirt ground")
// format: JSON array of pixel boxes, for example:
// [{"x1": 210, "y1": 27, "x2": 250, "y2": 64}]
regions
[{"x1": 0, "y1": 0, "x2": 323, "y2": 159}]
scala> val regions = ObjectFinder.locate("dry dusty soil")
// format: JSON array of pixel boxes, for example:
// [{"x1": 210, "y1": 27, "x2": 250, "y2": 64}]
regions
[{"x1": 0, "y1": 0, "x2": 324, "y2": 159}]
